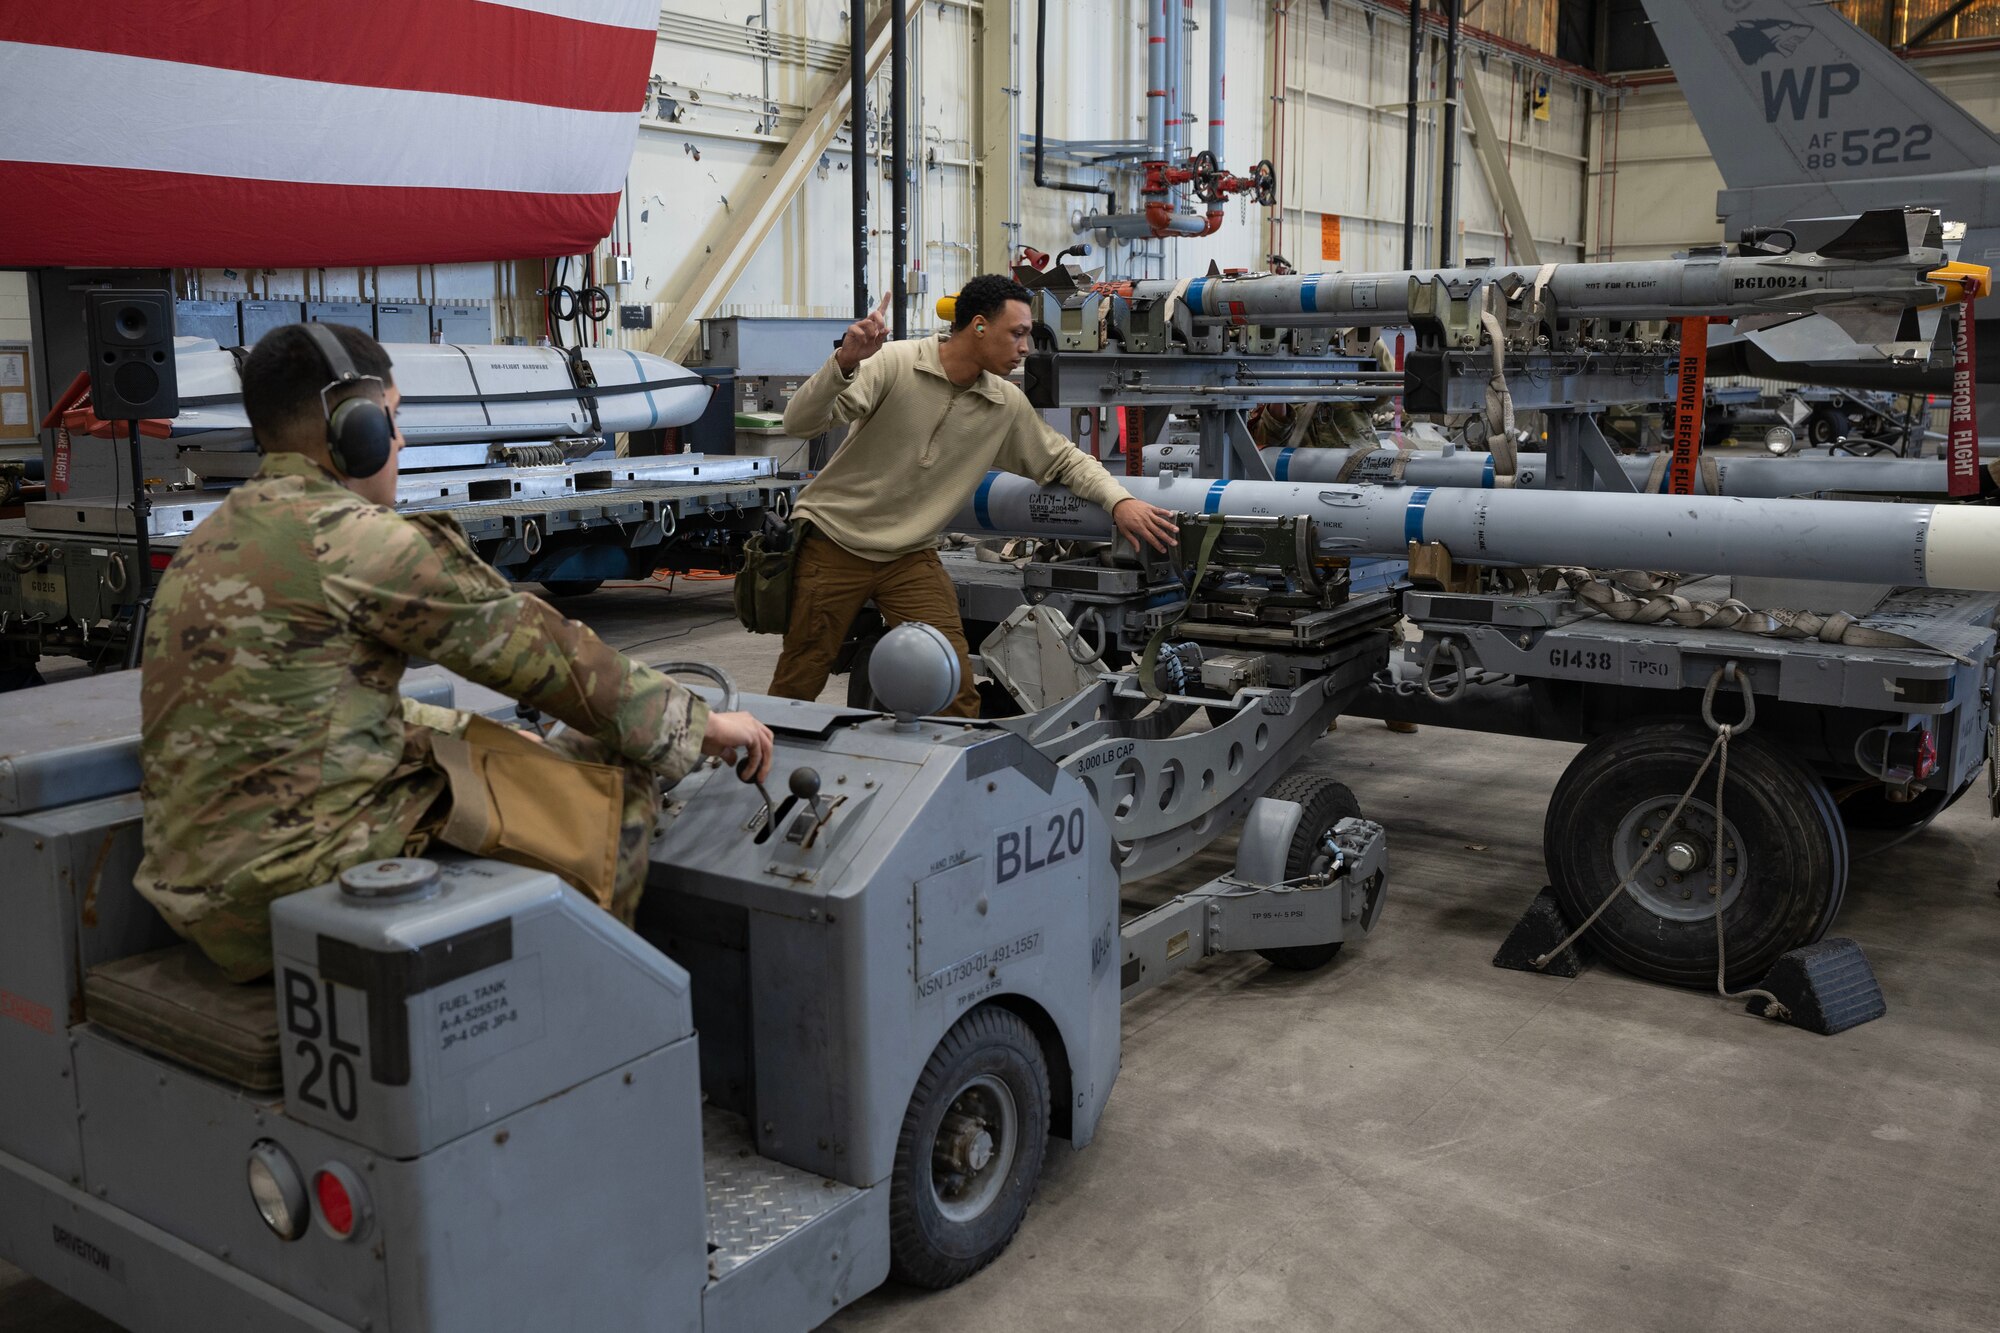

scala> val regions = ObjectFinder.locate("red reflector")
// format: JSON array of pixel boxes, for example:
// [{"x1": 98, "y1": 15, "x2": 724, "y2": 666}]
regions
[
  {"x1": 1918, "y1": 728, "x2": 1938, "y2": 780},
  {"x1": 314, "y1": 1170, "x2": 354, "y2": 1237},
  {"x1": 148, "y1": 552, "x2": 173, "y2": 571}
]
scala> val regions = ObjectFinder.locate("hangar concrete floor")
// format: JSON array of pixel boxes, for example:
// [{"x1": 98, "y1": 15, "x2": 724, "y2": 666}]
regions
[{"x1": 4, "y1": 578, "x2": 1998, "y2": 1332}]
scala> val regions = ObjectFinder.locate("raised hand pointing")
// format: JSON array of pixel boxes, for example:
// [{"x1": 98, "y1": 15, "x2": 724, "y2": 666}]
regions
[{"x1": 835, "y1": 291, "x2": 894, "y2": 373}]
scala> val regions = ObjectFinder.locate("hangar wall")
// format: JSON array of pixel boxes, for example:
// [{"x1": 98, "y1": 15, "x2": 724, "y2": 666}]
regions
[
  {"x1": 156, "y1": 5, "x2": 2000, "y2": 347},
  {"x1": 170, "y1": 0, "x2": 1601, "y2": 352},
  {"x1": 634, "y1": 0, "x2": 1599, "y2": 341}
]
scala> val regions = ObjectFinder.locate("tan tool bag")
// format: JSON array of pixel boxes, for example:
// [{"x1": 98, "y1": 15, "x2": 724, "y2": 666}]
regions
[{"x1": 429, "y1": 715, "x2": 626, "y2": 908}]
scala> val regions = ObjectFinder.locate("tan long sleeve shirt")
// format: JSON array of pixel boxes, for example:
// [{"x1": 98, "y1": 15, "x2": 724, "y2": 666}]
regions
[{"x1": 783, "y1": 336, "x2": 1135, "y2": 560}]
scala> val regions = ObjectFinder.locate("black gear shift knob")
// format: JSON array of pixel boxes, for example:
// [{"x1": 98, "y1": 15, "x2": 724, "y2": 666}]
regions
[{"x1": 789, "y1": 767, "x2": 822, "y2": 804}]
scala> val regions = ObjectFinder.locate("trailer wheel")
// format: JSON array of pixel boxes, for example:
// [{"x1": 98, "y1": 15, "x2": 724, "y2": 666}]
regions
[
  {"x1": 1805, "y1": 407, "x2": 1849, "y2": 445},
  {"x1": 889, "y1": 1005, "x2": 1050, "y2": 1290},
  {"x1": 1254, "y1": 772, "x2": 1362, "y2": 971},
  {"x1": 1545, "y1": 721, "x2": 1847, "y2": 988},
  {"x1": 539, "y1": 579, "x2": 604, "y2": 598}
]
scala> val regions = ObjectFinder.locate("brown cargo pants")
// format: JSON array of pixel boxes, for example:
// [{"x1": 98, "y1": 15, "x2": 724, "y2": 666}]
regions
[{"x1": 769, "y1": 535, "x2": 982, "y2": 718}]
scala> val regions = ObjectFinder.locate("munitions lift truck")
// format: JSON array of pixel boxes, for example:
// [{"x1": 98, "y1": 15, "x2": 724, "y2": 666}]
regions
[{"x1": 0, "y1": 631, "x2": 1387, "y2": 1330}]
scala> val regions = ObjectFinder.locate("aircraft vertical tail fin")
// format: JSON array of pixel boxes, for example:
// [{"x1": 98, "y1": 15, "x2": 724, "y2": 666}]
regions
[{"x1": 1637, "y1": 0, "x2": 2000, "y2": 188}]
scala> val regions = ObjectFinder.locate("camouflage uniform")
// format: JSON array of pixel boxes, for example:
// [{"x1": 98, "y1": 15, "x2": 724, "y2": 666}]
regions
[
  {"x1": 1249, "y1": 401, "x2": 1377, "y2": 451},
  {"x1": 136, "y1": 452, "x2": 709, "y2": 982}
]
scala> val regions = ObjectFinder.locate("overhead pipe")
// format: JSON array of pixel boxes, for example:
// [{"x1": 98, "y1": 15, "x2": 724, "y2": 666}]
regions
[
  {"x1": 1204, "y1": 0, "x2": 1226, "y2": 232},
  {"x1": 891, "y1": 0, "x2": 908, "y2": 337},
  {"x1": 1183, "y1": 0, "x2": 1199, "y2": 161},
  {"x1": 851, "y1": 0, "x2": 868, "y2": 317},
  {"x1": 1438, "y1": 0, "x2": 1462, "y2": 267},
  {"x1": 1146, "y1": 0, "x2": 1168, "y2": 160},
  {"x1": 1078, "y1": 211, "x2": 1215, "y2": 238},
  {"x1": 1081, "y1": 0, "x2": 1268, "y2": 242},
  {"x1": 1404, "y1": 0, "x2": 1421, "y2": 269}
]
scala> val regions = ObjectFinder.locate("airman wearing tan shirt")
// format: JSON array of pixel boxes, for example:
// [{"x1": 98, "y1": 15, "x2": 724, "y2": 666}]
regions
[{"x1": 773, "y1": 274, "x2": 1176, "y2": 716}]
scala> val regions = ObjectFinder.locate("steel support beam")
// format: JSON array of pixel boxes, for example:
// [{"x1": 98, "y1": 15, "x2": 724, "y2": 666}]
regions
[
  {"x1": 649, "y1": 0, "x2": 924, "y2": 363},
  {"x1": 976, "y1": 0, "x2": 1016, "y2": 274},
  {"x1": 1905, "y1": 0, "x2": 1979, "y2": 50},
  {"x1": 1459, "y1": 63, "x2": 1540, "y2": 265}
]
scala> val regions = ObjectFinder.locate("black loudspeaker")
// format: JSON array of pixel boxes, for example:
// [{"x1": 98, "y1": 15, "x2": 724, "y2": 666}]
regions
[{"x1": 86, "y1": 290, "x2": 180, "y2": 420}]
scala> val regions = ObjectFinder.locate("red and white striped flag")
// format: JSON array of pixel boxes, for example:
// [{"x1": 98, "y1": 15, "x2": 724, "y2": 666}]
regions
[{"x1": 0, "y1": 0, "x2": 656, "y2": 267}]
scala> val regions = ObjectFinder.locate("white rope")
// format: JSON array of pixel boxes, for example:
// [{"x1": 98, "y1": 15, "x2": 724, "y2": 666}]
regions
[{"x1": 1710, "y1": 727, "x2": 1790, "y2": 1018}]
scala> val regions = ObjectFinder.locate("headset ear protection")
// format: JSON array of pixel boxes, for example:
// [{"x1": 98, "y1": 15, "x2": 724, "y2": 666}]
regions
[{"x1": 300, "y1": 322, "x2": 394, "y2": 479}]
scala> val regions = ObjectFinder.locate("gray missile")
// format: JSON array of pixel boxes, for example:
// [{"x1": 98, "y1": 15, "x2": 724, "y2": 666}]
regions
[
  {"x1": 160, "y1": 338, "x2": 712, "y2": 445},
  {"x1": 1143, "y1": 443, "x2": 1976, "y2": 497},
  {"x1": 954, "y1": 471, "x2": 2000, "y2": 591},
  {"x1": 1140, "y1": 208, "x2": 1949, "y2": 327}
]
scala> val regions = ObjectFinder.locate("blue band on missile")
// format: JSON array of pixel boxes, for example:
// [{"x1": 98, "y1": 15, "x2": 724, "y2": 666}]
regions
[
  {"x1": 618, "y1": 350, "x2": 660, "y2": 424},
  {"x1": 1301, "y1": 275, "x2": 1320, "y2": 314},
  {"x1": 1204, "y1": 480, "x2": 1229, "y2": 513},
  {"x1": 1187, "y1": 276, "x2": 1209, "y2": 314},
  {"x1": 1275, "y1": 448, "x2": 1294, "y2": 481},
  {"x1": 1482, "y1": 455, "x2": 1494, "y2": 488},
  {"x1": 973, "y1": 472, "x2": 998, "y2": 529},
  {"x1": 1405, "y1": 488, "x2": 1433, "y2": 544}
]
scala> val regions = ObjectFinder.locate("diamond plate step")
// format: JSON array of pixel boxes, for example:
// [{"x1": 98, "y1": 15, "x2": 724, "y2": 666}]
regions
[{"x1": 702, "y1": 1107, "x2": 862, "y2": 1278}]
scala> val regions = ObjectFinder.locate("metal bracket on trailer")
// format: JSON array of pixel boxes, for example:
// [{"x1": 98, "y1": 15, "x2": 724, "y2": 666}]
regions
[
  {"x1": 1119, "y1": 812, "x2": 1388, "y2": 1001},
  {"x1": 996, "y1": 613, "x2": 1392, "y2": 882}
]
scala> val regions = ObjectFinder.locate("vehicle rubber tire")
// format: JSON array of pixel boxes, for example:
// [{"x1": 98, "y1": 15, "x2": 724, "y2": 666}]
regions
[
  {"x1": 889, "y1": 1005, "x2": 1050, "y2": 1290},
  {"x1": 1253, "y1": 771, "x2": 1361, "y2": 971},
  {"x1": 1805, "y1": 407, "x2": 1849, "y2": 446},
  {"x1": 539, "y1": 579, "x2": 604, "y2": 598},
  {"x1": 1544, "y1": 721, "x2": 1847, "y2": 989}
]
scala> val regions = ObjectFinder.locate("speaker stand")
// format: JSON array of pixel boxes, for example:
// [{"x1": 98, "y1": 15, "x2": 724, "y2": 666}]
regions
[{"x1": 124, "y1": 418, "x2": 154, "y2": 669}]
